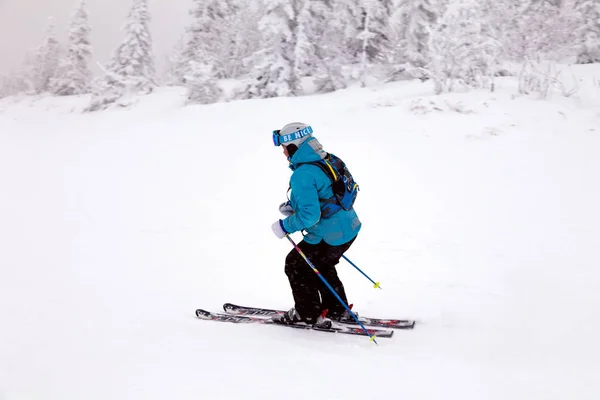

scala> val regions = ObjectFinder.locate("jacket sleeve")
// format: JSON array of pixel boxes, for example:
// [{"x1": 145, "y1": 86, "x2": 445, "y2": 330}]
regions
[{"x1": 282, "y1": 167, "x2": 321, "y2": 233}]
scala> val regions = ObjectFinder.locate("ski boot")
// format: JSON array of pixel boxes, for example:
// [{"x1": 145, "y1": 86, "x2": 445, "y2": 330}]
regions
[
  {"x1": 332, "y1": 305, "x2": 359, "y2": 323},
  {"x1": 313, "y1": 310, "x2": 333, "y2": 329},
  {"x1": 272, "y1": 307, "x2": 304, "y2": 325},
  {"x1": 272, "y1": 308, "x2": 332, "y2": 329}
]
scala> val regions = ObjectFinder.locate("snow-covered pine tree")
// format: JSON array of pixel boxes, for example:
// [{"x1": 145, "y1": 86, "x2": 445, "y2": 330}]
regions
[
  {"x1": 483, "y1": 0, "x2": 582, "y2": 97},
  {"x1": 225, "y1": 0, "x2": 263, "y2": 79},
  {"x1": 241, "y1": 0, "x2": 298, "y2": 98},
  {"x1": 168, "y1": 0, "x2": 261, "y2": 100},
  {"x1": 88, "y1": 0, "x2": 155, "y2": 110},
  {"x1": 426, "y1": 0, "x2": 499, "y2": 93},
  {"x1": 185, "y1": 61, "x2": 222, "y2": 104},
  {"x1": 171, "y1": 0, "x2": 260, "y2": 87},
  {"x1": 357, "y1": 0, "x2": 394, "y2": 86},
  {"x1": 33, "y1": 18, "x2": 62, "y2": 94},
  {"x1": 300, "y1": 0, "x2": 363, "y2": 89},
  {"x1": 0, "y1": 74, "x2": 24, "y2": 98},
  {"x1": 361, "y1": 0, "x2": 393, "y2": 63},
  {"x1": 577, "y1": 0, "x2": 600, "y2": 63},
  {"x1": 533, "y1": 0, "x2": 580, "y2": 60},
  {"x1": 294, "y1": 0, "x2": 348, "y2": 92},
  {"x1": 111, "y1": 0, "x2": 155, "y2": 91},
  {"x1": 0, "y1": 57, "x2": 36, "y2": 98},
  {"x1": 53, "y1": 0, "x2": 92, "y2": 96},
  {"x1": 294, "y1": 0, "x2": 321, "y2": 81},
  {"x1": 169, "y1": 0, "x2": 202, "y2": 85},
  {"x1": 495, "y1": 0, "x2": 580, "y2": 62},
  {"x1": 333, "y1": 0, "x2": 364, "y2": 62},
  {"x1": 164, "y1": 37, "x2": 187, "y2": 86},
  {"x1": 14, "y1": 54, "x2": 37, "y2": 96},
  {"x1": 390, "y1": 0, "x2": 438, "y2": 69},
  {"x1": 88, "y1": 66, "x2": 128, "y2": 111},
  {"x1": 175, "y1": 0, "x2": 231, "y2": 83}
]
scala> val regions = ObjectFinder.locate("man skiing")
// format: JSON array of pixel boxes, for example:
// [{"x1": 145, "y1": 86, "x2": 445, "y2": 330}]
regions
[{"x1": 270, "y1": 122, "x2": 361, "y2": 329}]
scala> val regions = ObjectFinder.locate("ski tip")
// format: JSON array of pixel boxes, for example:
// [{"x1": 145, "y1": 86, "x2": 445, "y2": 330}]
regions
[
  {"x1": 195, "y1": 309, "x2": 210, "y2": 319},
  {"x1": 223, "y1": 303, "x2": 240, "y2": 313}
]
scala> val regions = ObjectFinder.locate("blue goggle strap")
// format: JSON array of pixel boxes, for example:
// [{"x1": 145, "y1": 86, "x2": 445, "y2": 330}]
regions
[{"x1": 272, "y1": 126, "x2": 313, "y2": 147}]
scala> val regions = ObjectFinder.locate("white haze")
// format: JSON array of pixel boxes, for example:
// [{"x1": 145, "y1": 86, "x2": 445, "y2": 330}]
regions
[{"x1": 0, "y1": 0, "x2": 197, "y2": 75}]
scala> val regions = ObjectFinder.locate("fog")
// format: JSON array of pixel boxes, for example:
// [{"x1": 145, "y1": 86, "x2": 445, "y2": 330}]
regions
[{"x1": 0, "y1": 0, "x2": 194, "y2": 75}]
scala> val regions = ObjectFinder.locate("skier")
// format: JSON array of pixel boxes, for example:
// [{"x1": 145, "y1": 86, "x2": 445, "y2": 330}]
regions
[{"x1": 270, "y1": 122, "x2": 361, "y2": 328}]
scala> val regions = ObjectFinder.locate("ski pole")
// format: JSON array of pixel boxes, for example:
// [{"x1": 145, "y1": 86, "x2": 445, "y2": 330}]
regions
[
  {"x1": 284, "y1": 235, "x2": 378, "y2": 345},
  {"x1": 341, "y1": 255, "x2": 382, "y2": 289}
]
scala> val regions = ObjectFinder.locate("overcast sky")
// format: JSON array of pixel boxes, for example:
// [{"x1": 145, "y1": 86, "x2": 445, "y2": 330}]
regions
[{"x1": 0, "y1": 0, "x2": 195, "y2": 76}]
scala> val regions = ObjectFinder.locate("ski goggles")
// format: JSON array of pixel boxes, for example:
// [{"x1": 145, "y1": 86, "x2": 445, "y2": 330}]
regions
[{"x1": 272, "y1": 126, "x2": 313, "y2": 147}]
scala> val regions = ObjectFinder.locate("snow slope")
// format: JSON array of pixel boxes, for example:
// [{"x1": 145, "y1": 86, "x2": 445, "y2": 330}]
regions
[{"x1": 1, "y1": 65, "x2": 600, "y2": 400}]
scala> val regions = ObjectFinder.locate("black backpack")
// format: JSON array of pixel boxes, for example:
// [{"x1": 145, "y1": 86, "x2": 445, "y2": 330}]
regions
[{"x1": 307, "y1": 153, "x2": 359, "y2": 218}]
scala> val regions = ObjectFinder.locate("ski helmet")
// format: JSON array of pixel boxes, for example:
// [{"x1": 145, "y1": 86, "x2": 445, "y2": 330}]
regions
[{"x1": 272, "y1": 122, "x2": 313, "y2": 148}]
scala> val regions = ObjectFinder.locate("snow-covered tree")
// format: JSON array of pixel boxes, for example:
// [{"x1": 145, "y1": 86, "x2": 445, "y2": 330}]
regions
[
  {"x1": 241, "y1": 0, "x2": 298, "y2": 98},
  {"x1": 88, "y1": 0, "x2": 155, "y2": 111},
  {"x1": 111, "y1": 0, "x2": 155, "y2": 91},
  {"x1": 390, "y1": 0, "x2": 438, "y2": 68},
  {"x1": 294, "y1": 0, "x2": 362, "y2": 91},
  {"x1": 360, "y1": 0, "x2": 393, "y2": 64},
  {"x1": 175, "y1": 0, "x2": 230, "y2": 83},
  {"x1": 165, "y1": 37, "x2": 187, "y2": 85},
  {"x1": 357, "y1": 0, "x2": 393, "y2": 85},
  {"x1": 226, "y1": 1, "x2": 263, "y2": 78},
  {"x1": 332, "y1": 0, "x2": 364, "y2": 62},
  {"x1": 577, "y1": 0, "x2": 600, "y2": 63},
  {"x1": 493, "y1": 0, "x2": 580, "y2": 62},
  {"x1": 169, "y1": 0, "x2": 261, "y2": 104},
  {"x1": 33, "y1": 18, "x2": 61, "y2": 94},
  {"x1": 87, "y1": 67, "x2": 128, "y2": 111},
  {"x1": 425, "y1": 0, "x2": 499, "y2": 93},
  {"x1": 0, "y1": 54, "x2": 36, "y2": 97},
  {"x1": 0, "y1": 74, "x2": 27, "y2": 98},
  {"x1": 169, "y1": 0, "x2": 262, "y2": 89},
  {"x1": 294, "y1": 0, "x2": 322, "y2": 79},
  {"x1": 185, "y1": 61, "x2": 222, "y2": 104},
  {"x1": 293, "y1": 0, "x2": 348, "y2": 92},
  {"x1": 53, "y1": 0, "x2": 92, "y2": 96}
]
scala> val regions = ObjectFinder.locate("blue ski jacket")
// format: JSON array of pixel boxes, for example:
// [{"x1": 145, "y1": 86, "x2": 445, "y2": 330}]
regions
[{"x1": 281, "y1": 138, "x2": 361, "y2": 246}]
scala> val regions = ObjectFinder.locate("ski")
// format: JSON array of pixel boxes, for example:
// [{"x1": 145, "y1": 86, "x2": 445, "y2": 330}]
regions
[
  {"x1": 195, "y1": 309, "x2": 394, "y2": 338},
  {"x1": 223, "y1": 303, "x2": 416, "y2": 329}
]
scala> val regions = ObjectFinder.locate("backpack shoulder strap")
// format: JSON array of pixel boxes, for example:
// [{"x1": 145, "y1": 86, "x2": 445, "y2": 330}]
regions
[{"x1": 299, "y1": 155, "x2": 339, "y2": 180}]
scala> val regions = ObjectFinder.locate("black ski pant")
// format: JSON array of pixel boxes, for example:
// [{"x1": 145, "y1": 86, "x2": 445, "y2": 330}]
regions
[{"x1": 284, "y1": 236, "x2": 356, "y2": 323}]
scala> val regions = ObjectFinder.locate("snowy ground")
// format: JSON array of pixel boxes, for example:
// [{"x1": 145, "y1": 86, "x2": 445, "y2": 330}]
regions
[{"x1": 1, "y1": 65, "x2": 600, "y2": 400}]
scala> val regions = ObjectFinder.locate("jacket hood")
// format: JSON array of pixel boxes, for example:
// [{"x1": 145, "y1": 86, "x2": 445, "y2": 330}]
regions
[{"x1": 288, "y1": 137, "x2": 327, "y2": 170}]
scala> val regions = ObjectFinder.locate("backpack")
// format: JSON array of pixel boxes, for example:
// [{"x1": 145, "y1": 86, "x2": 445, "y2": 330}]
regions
[{"x1": 307, "y1": 153, "x2": 359, "y2": 219}]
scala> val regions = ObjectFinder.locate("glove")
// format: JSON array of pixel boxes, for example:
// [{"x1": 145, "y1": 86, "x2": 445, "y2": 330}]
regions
[
  {"x1": 271, "y1": 219, "x2": 288, "y2": 239},
  {"x1": 278, "y1": 201, "x2": 294, "y2": 217}
]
